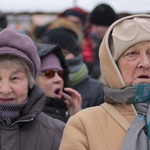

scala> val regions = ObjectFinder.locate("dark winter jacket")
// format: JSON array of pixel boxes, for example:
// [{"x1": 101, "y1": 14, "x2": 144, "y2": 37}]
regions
[
  {"x1": 72, "y1": 75, "x2": 104, "y2": 109},
  {"x1": 0, "y1": 85, "x2": 65, "y2": 150},
  {"x1": 43, "y1": 97, "x2": 68, "y2": 123}
]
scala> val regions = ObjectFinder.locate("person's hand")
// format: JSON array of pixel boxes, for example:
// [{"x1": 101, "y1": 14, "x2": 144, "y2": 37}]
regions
[{"x1": 60, "y1": 87, "x2": 82, "y2": 116}]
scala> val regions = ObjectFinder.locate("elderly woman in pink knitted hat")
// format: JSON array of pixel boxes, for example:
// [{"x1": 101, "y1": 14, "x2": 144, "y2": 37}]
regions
[
  {"x1": 59, "y1": 14, "x2": 150, "y2": 150},
  {"x1": 0, "y1": 28, "x2": 65, "y2": 150},
  {"x1": 35, "y1": 43, "x2": 82, "y2": 123}
]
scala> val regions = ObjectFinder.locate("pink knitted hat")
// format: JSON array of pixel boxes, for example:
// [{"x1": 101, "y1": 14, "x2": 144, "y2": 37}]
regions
[
  {"x1": 0, "y1": 28, "x2": 40, "y2": 78},
  {"x1": 40, "y1": 53, "x2": 63, "y2": 71}
]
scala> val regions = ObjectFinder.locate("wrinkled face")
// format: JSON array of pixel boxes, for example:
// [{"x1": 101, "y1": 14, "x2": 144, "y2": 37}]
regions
[
  {"x1": 36, "y1": 69, "x2": 64, "y2": 99},
  {"x1": 0, "y1": 65, "x2": 28, "y2": 103},
  {"x1": 117, "y1": 41, "x2": 150, "y2": 86}
]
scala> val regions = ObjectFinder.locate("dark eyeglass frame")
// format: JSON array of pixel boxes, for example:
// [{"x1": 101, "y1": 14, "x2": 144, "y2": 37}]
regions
[{"x1": 39, "y1": 69, "x2": 64, "y2": 79}]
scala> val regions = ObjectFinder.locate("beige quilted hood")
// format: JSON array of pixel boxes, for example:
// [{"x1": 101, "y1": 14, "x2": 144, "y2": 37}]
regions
[{"x1": 99, "y1": 14, "x2": 150, "y2": 89}]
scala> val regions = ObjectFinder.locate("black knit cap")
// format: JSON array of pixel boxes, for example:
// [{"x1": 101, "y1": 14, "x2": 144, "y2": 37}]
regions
[
  {"x1": 90, "y1": 3, "x2": 118, "y2": 26},
  {"x1": 41, "y1": 27, "x2": 81, "y2": 56}
]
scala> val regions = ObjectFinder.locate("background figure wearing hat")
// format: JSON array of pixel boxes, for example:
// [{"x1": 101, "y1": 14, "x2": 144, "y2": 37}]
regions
[
  {"x1": 41, "y1": 27, "x2": 104, "y2": 110},
  {"x1": 88, "y1": 3, "x2": 119, "y2": 79},
  {"x1": 0, "y1": 28, "x2": 65, "y2": 150},
  {"x1": 59, "y1": 14, "x2": 150, "y2": 150},
  {"x1": 59, "y1": 6, "x2": 88, "y2": 35},
  {"x1": 59, "y1": 7, "x2": 94, "y2": 75},
  {"x1": 49, "y1": 17, "x2": 84, "y2": 49},
  {"x1": 0, "y1": 11, "x2": 7, "y2": 31},
  {"x1": 35, "y1": 43, "x2": 82, "y2": 123}
]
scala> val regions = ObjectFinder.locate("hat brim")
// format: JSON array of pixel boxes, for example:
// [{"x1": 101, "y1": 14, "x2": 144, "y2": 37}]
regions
[{"x1": 0, "y1": 46, "x2": 34, "y2": 76}]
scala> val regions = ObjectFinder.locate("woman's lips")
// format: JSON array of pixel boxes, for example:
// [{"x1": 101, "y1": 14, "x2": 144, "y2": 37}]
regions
[
  {"x1": 132, "y1": 76, "x2": 150, "y2": 85},
  {"x1": 138, "y1": 75, "x2": 150, "y2": 78},
  {"x1": 0, "y1": 98, "x2": 14, "y2": 102},
  {"x1": 54, "y1": 88, "x2": 62, "y2": 99}
]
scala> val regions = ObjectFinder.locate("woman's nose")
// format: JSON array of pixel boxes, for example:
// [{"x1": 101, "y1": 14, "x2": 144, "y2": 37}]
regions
[
  {"x1": 53, "y1": 73, "x2": 62, "y2": 82},
  {"x1": 0, "y1": 81, "x2": 12, "y2": 94},
  {"x1": 138, "y1": 54, "x2": 150, "y2": 68}
]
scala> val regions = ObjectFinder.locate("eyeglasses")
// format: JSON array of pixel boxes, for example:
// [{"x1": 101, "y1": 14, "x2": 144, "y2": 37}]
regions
[{"x1": 39, "y1": 69, "x2": 64, "y2": 79}]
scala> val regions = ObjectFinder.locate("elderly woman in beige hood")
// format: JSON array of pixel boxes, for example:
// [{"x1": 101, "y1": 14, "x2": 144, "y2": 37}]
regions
[{"x1": 59, "y1": 14, "x2": 150, "y2": 150}]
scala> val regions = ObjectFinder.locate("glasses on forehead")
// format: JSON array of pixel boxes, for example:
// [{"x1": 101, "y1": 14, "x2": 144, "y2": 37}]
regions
[{"x1": 39, "y1": 69, "x2": 64, "y2": 79}]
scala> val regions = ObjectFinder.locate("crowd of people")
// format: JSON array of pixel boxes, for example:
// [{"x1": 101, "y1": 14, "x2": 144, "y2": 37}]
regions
[{"x1": 0, "y1": 3, "x2": 149, "y2": 150}]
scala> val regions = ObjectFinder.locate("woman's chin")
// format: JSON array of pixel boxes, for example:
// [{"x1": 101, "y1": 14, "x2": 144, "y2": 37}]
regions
[
  {"x1": 54, "y1": 94, "x2": 62, "y2": 99},
  {"x1": 132, "y1": 79, "x2": 150, "y2": 85}
]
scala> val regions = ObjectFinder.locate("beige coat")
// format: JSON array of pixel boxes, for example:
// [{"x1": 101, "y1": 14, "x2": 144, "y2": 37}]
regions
[{"x1": 59, "y1": 102, "x2": 136, "y2": 150}]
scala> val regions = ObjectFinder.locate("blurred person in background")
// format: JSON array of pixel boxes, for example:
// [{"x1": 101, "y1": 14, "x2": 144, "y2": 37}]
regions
[
  {"x1": 0, "y1": 11, "x2": 7, "y2": 31},
  {"x1": 31, "y1": 23, "x2": 50, "y2": 42},
  {"x1": 59, "y1": 7, "x2": 95, "y2": 77},
  {"x1": 59, "y1": 6, "x2": 88, "y2": 35},
  {"x1": 41, "y1": 27, "x2": 104, "y2": 110},
  {"x1": 49, "y1": 17, "x2": 84, "y2": 49},
  {"x1": 89, "y1": 3, "x2": 119, "y2": 79},
  {"x1": 35, "y1": 43, "x2": 82, "y2": 122}
]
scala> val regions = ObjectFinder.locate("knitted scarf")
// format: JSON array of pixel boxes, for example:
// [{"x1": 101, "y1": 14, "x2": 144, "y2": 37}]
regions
[
  {"x1": 69, "y1": 63, "x2": 88, "y2": 86},
  {"x1": 104, "y1": 84, "x2": 150, "y2": 149},
  {"x1": 0, "y1": 99, "x2": 28, "y2": 125},
  {"x1": 66, "y1": 54, "x2": 88, "y2": 86}
]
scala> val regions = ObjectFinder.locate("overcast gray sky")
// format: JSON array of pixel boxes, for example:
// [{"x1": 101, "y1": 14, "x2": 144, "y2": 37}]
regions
[{"x1": 1, "y1": 0, "x2": 150, "y2": 13}]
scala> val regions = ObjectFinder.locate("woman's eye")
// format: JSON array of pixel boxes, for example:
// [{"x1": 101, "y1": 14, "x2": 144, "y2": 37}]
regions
[
  {"x1": 12, "y1": 77, "x2": 20, "y2": 80},
  {"x1": 124, "y1": 51, "x2": 139, "y2": 61},
  {"x1": 127, "y1": 51, "x2": 138, "y2": 56}
]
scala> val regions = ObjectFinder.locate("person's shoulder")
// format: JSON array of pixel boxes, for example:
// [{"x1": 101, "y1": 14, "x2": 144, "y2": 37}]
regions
[
  {"x1": 69, "y1": 104, "x2": 106, "y2": 122},
  {"x1": 89, "y1": 76, "x2": 103, "y2": 84},
  {"x1": 63, "y1": 104, "x2": 110, "y2": 132},
  {"x1": 81, "y1": 75, "x2": 104, "y2": 87},
  {"x1": 36, "y1": 112, "x2": 65, "y2": 133},
  {"x1": 87, "y1": 75, "x2": 103, "y2": 83}
]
